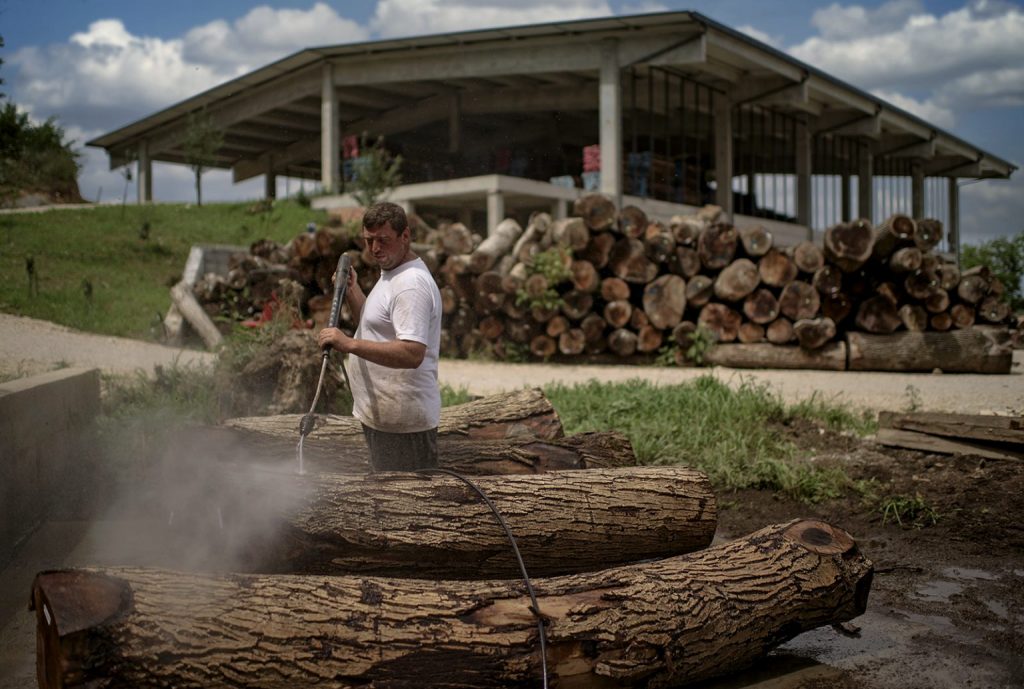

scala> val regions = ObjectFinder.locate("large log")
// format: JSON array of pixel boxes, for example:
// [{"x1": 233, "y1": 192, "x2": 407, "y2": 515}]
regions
[
  {"x1": 609, "y1": 237, "x2": 659, "y2": 284},
  {"x1": 579, "y1": 231, "x2": 616, "y2": 269},
  {"x1": 608, "y1": 328, "x2": 638, "y2": 356},
  {"x1": 685, "y1": 274, "x2": 715, "y2": 308},
  {"x1": 846, "y1": 326, "x2": 1013, "y2": 373},
  {"x1": 793, "y1": 317, "x2": 836, "y2": 350},
  {"x1": 704, "y1": 342, "x2": 847, "y2": 370},
  {"x1": 174, "y1": 464, "x2": 714, "y2": 578},
  {"x1": 766, "y1": 317, "x2": 795, "y2": 344},
  {"x1": 872, "y1": 214, "x2": 915, "y2": 258},
  {"x1": 778, "y1": 280, "x2": 820, "y2": 321},
  {"x1": 739, "y1": 224, "x2": 773, "y2": 257},
  {"x1": 225, "y1": 389, "x2": 563, "y2": 467},
  {"x1": 551, "y1": 217, "x2": 591, "y2": 252},
  {"x1": 714, "y1": 258, "x2": 760, "y2": 302},
  {"x1": 670, "y1": 246, "x2": 702, "y2": 278},
  {"x1": 854, "y1": 296, "x2": 901, "y2": 334},
  {"x1": 642, "y1": 274, "x2": 687, "y2": 329},
  {"x1": 618, "y1": 204, "x2": 648, "y2": 237},
  {"x1": 758, "y1": 249, "x2": 798, "y2": 287},
  {"x1": 792, "y1": 241, "x2": 825, "y2": 274},
  {"x1": 32, "y1": 520, "x2": 871, "y2": 689},
  {"x1": 743, "y1": 288, "x2": 780, "y2": 324},
  {"x1": 470, "y1": 218, "x2": 523, "y2": 273},
  {"x1": 824, "y1": 219, "x2": 874, "y2": 272},
  {"x1": 698, "y1": 223, "x2": 738, "y2": 270},
  {"x1": 698, "y1": 303, "x2": 742, "y2": 343},
  {"x1": 574, "y1": 193, "x2": 617, "y2": 231},
  {"x1": 914, "y1": 218, "x2": 943, "y2": 252}
]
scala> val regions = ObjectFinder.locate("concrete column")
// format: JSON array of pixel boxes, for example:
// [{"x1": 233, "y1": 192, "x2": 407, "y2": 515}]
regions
[
  {"x1": 599, "y1": 38, "x2": 622, "y2": 206},
  {"x1": 713, "y1": 96, "x2": 733, "y2": 219},
  {"x1": 448, "y1": 92, "x2": 461, "y2": 154},
  {"x1": 552, "y1": 199, "x2": 568, "y2": 219},
  {"x1": 745, "y1": 172, "x2": 755, "y2": 213},
  {"x1": 795, "y1": 122, "x2": 811, "y2": 235},
  {"x1": 948, "y1": 177, "x2": 960, "y2": 263},
  {"x1": 911, "y1": 164, "x2": 924, "y2": 219},
  {"x1": 458, "y1": 207, "x2": 473, "y2": 227},
  {"x1": 841, "y1": 172, "x2": 851, "y2": 222},
  {"x1": 487, "y1": 190, "x2": 505, "y2": 235},
  {"x1": 137, "y1": 140, "x2": 152, "y2": 203},
  {"x1": 264, "y1": 157, "x2": 276, "y2": 200},
  {"x1": 858, "y1": 149, "x2": 874, "y2": 223},
  {"x1": 321, "y1": 62, "x2": 340, "y2": 194}
]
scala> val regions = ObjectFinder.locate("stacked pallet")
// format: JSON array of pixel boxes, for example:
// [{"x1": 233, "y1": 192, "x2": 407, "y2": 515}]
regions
[
  {"x1": 31, "y1": 390, "x2": 873, "y2": 688},
  {"x1": 876, "y1": 411, "x2": 1024, "y2": 461}
]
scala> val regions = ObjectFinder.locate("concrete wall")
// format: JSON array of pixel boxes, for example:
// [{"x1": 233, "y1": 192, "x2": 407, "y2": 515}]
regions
[{"x1": 0, "y1": 368, "x2": 100, "y2": 564}]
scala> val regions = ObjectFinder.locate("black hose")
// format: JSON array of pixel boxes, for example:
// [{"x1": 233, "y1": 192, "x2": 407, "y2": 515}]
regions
[{"x1": 415, "y1": 467, "x2": 550, "y2": 689}]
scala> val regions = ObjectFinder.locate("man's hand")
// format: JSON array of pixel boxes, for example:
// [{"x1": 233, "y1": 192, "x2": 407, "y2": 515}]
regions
[{"x1": 318, "y1": 327, "x2": 354, "y2": 354}]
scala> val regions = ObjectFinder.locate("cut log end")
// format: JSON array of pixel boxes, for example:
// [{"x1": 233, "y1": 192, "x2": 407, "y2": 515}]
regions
[{"x1": 783, "y1": 520, "x2": 856, "y2": 556}]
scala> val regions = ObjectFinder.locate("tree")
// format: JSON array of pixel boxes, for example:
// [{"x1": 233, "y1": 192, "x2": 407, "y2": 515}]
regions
[
  {"x1": 183, "y1": 110, "x2": 223, "y2": 206},
  {"x1": 350, "y1": 133, "x2": 402, "y2": 207},
  {"x1": 962, "y1": 231, "x2": 1024, "y2": 312}
]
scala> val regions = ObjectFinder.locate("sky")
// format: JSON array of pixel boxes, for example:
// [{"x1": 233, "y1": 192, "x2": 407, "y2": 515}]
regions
[{"x1": 1, "y1": 0, "x2": 1021, "y2": 244}]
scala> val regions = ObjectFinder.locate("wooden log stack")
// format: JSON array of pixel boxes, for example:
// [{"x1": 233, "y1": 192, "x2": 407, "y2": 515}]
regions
[{"x1": 189, "y1": 199, "x2": 1013, "y2": 372}]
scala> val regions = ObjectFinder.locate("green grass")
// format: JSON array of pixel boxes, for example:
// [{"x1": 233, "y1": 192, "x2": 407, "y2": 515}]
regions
[
  {"x1": 545, "y1": 376, "x2": 869, "y2": 503},
  {"x1": 0, "y1": 200, "x2": 328, "y2": 339}
]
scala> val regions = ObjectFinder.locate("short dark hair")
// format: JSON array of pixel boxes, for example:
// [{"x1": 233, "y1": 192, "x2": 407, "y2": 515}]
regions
[{"x1": 362, "y1": 202, "x2": 408, "y2": 235}]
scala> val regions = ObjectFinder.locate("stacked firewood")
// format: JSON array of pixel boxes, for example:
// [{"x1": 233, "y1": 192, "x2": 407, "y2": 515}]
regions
[
  {"x1": 189, "y1": 195, "x2": 1014, "y2": 371},
  {"x1": 31, "y1": 390, "x2": 873, "y2": 688}
]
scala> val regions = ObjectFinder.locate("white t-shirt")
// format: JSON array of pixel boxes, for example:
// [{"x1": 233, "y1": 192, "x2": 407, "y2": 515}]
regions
[{"x1": 345, "y1": 257, "x2": 442, "y2": 433}]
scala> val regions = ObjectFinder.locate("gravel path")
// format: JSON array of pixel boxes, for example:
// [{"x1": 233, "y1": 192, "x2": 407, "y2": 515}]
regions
[{"x1": 2, "y1": 313, "x2": 1020, "y2": 413}]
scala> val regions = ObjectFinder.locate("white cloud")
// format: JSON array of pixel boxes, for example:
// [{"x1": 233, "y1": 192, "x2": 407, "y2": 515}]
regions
[
  {"x1": 936, "y1": 67, "x2": 1024, "y2": 108},
  {"x1": 183, "y1": 3, "x2": 368, "y2": 70},
  {"x1": 870, "y1": 89, "x2": 956, "y2": 128},
  {"x1": 370, "y1": 0, "x2": 612, "y2": 38},
  {"x1": 790, "y1": 1, "x2": 1024, "y2": 91},
  {"x1": 960, "y1": 176, "x2": 1024, "y2": 243}
]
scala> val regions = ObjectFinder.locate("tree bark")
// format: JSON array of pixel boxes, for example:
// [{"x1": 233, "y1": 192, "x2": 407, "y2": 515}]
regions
[
  {"x1": 888, "y1": 247, "x2": 922, "y2": 273},
  {"x1": 714, "y1": 258, "x2": 760, "y2": 302},
  {"x1": 872, "y1": 214, "x2": 915, "y2": 259},
  {"x1": 743, "y1": 288, "x2": 780, "y2": 324},
  {"x1": 470, "y1": 218, "x2": 523, "y2": 273},
  {"x1": 766, "y1": 317, "x2": 795, "y2": 344},
  {"x1": 846, "y1": 326, "x2": 1013, "y2": 373},
  {"x1": 670, "y1": 246, "x2": 702, "y2": 278},
  {"x1": 608, "y1": 328, "x2": 638, "y2": 356},
  {"x1": 698, "y1": 303, "x2": 742, "y2": 343},
  {"x1": 737, "y1": 322, "x2": 765, "y2": 344},
  {"x1": 957, "y1": 271, "x2": 991, "y2": 305},
  {"x1": 609, "y1": 238, "x2": 658, "y2": 284},
  {"x1": 642, "y1": 274, "x2": 687, "y2": 330},
  {"x1": 574, "y1": 193, "x2": 617, "y2": 231},
  {"x1": 570, "y1": 259, "x2": 600, "y2": 293},
  {"x1": 898, "y1": 304, "x2": 928, "y2": 332},
  {"x1": 551, "y1": 217, "x2": 591, "y2": 252},
  {"x1": 854, "y1": 296, "x2": 902, "y2": 334},
  {"x1": 758, "y1": 249, "x2": 798, "y2": 287},
  {"x1": 440, "y1": 222, "x2": 476, "y2": 255},
  {"x1": 604, "y1": 299, "x2": 633, "y2": 328},
  {"x1": 670, "y1": 214, "x2": 704, "y2": 246},
  {"x1": 643, "y1": 222, "x2": 676, "y2": 264},
  {"x1": 685, "y1": 274, "x2": 715, "y2": 308},
  {"x1": 705, "y1": 342, "x2": 846, "y2": 370},
  {"x1": 793, "y1": 317, "x2": 836, "y2": 350},
  {"x1": 913, "y1": 218, "x2": 943, "y2": 252},
  {"x1": 739, "y1": 224, "x2": 773, "y2": 257},
  {"x1": 824, "y1": 219, "x2": 875, "y2": 272},
  {"x1": 618, "y1": 204, "x2": 648, "y2": 237},
  {"x1": 812, "y1": 265, "x2": 843, "y2": 296},
  {"x1": 225, "y1": 388, "x2": 564, "y2": 467},
  {"x1": 558, "y1": 328, "x2": 587, "y2": 355},
  {"x1": 792, "y1": 241, "x2": 824, "y2": 274},
  {"x1": 698, "y1": 223, "x2": 738, "y2": 270},
  {"x1": 32, "y1": 520, "x2": 871, "y2": 689},
  {"x1": 778, "y1": 281, "x2": 820, "y2": 321},
  {"x1": 579, "y1": 231, "x2": 616, "y2": 269}
]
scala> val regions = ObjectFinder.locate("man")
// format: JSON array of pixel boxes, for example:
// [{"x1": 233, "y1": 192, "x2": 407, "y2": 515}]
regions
[{"x1": 318, "y1": 202, "x2": 443, "y2": 471}]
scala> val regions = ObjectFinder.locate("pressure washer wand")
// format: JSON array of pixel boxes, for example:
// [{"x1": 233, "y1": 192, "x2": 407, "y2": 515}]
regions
[{"x1": 297, "y1": 254, "x2": 351, "y2": 471}]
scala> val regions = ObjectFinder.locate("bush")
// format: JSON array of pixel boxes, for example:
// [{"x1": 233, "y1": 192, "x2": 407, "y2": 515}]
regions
[
  {"x1": 962, "y1": 231, "x2": 1024, "y2": 312},
  {"x1": 0, "y1": 102, "x2": 82, "y2": 205}
]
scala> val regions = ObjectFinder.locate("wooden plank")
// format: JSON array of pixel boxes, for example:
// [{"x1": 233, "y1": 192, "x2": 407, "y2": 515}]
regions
[
  {"x1": 170, "y1": 281, "x2": 223, "y2": 350},
  {"x1": 878, "y1": 411, "x2": 1024, "y2": 445},
  {"x1": 874, "y1": 428, "x2": 1024, "y2": 461}
]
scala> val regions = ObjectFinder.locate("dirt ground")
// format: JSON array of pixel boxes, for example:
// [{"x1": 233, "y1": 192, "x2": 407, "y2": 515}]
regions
[
  {"x1": 705, "y1": 421, "x2": 1024, "y2": 689},
  {"x1": 1, "y1": 314, "x2": 1023, "y2": 688}
]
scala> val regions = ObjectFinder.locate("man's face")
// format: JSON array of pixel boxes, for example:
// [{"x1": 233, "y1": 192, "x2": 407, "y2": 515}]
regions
[{"x1": 363, "y1": 221, "x2": 409, "y2": 271}]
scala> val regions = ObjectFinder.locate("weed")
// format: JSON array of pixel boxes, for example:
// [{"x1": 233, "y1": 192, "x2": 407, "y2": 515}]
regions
[
  {"x1": 682, "y1": 324, "x2": 716, "y2": 365},
  {"x1": 903, "y1": 384, "x2": 923, "y2": 412},
  {"x1": 546, "y1": 376, "x2": 863, "y2": 504},
  {"x1": 516, "y1": 247, "x2": 571, "y2": 311},
  {"x1": 440, "y1": 384, "x2": 474, "y2": 407},
  {"x1": 654, "y1": 344, "x2": 678, "y2": 367},
  {"x1": 788, "y1": 391, "x2": 877, "y2": 435},
  {"x1": 879, "y1": 493, "x2": 939, "y2": 528}
]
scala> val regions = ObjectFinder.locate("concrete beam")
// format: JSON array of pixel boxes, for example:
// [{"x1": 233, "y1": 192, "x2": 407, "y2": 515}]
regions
[
  {"x1": 814, "y1": 112, "x2": 882, "y2": 139},
  {"x1": 599, "y1": 38, "x2": 623, "y2": 206},
  {"x1": 841, "y1": 172, "x2": 851, "y2": 222},
  {"x1": 705, "y1": 29, "x2": 805, "y2": 82},
  {"x1": 321, "y1": 62, "x2": 340, "y2": 194},
  {"x1": 872, "y1": 134, "x2": 936, "y2": 159},
  {"x1": 145, "y1": 67, "x2": 322, "y2": 157}
]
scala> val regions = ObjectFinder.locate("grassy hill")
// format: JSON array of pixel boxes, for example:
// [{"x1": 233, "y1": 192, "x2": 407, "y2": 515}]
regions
[{"x1": 0, "y1": 200, "x2": 327, "y2": 339}]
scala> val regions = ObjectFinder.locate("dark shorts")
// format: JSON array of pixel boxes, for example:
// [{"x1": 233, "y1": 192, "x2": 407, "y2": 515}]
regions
[{"x1": 361, "y1": 424, "x2": 439, "y2": 472}]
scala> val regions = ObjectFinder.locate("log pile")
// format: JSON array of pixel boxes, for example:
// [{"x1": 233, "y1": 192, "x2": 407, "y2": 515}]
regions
[
  {"x1": 31, "y1": 388, "x2": 875, "y2": 687},
  {"x1": 187, "y1": 200, "x2": 1014, "y2": 373}
]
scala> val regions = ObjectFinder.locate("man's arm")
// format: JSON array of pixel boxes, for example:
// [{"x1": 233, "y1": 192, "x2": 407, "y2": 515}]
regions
[{"x1": 317, "y1": 329, "x2": 426, "y2": 369}]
